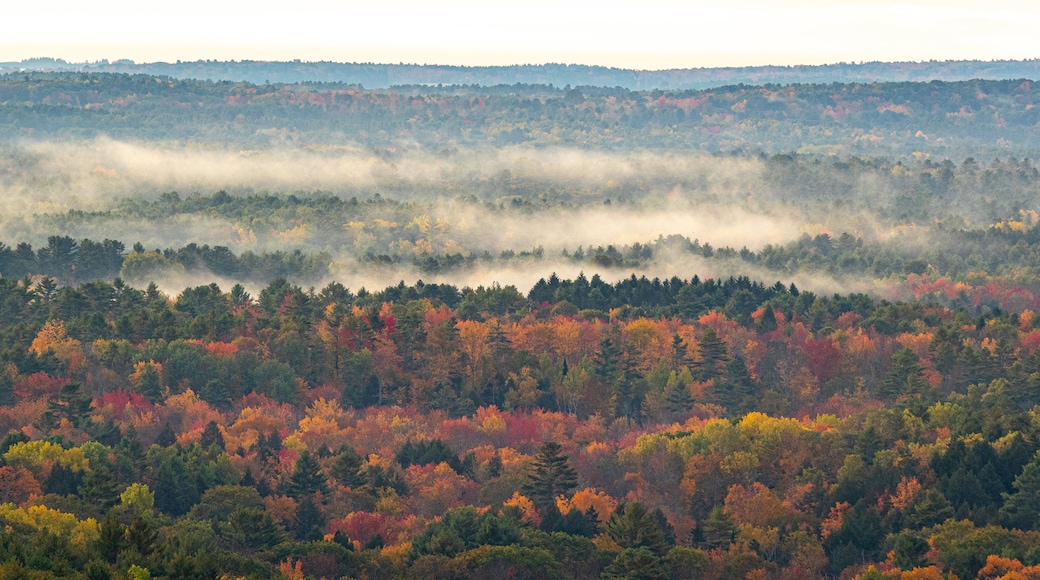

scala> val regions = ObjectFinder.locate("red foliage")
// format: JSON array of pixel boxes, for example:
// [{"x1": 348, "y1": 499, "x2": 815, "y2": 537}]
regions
[
  {"x1": 805, "y1": 338, "x2": 843, "y2": 384},
  {"x1": 13, "y1": 372, "x2": 67, "y2": 402},
  {"x1": 504, "y1": 413, "x2": 540, "y2": 449},
  {"x1": 96, "y1": 389, "x2": 152, "y2": 419}
]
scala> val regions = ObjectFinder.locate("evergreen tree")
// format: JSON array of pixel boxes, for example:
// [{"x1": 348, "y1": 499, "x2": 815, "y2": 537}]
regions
[
  {"x1": 606, "y1": 502, "x2": 670, "y2": 557},
  {"x1": 670, "y1": 334, "x2": 692, "y2": 372},
  {"x1": 522, "y1": 441, "x2": 579, "y2": 510},
  {"x1": 880, "y1": 348, "x2": 929, "y2": 400},
  {"x1": 48, "y1": 383, "x2": 92, "y2": 426},
  {"x1": 295, "y1": 495, "x2": 325, "y2": 540},
  {"x1": 330, "y1": 447, "x2": 365, "y2": 488},
  {"x1": 716, "y1": 355, "x2": 755, "y2": 413},
  {"x1": 97, "y1": 515, "x2": 125, "y2": 563},
  {"x1": 892, "y1": 531, "x2": 929, "y2": 571},
  {"x1": 602, "y1": 547, "x2": 669, "y2": 580},
  {"x1": 45, "y1": 462, "x2": 84, "y2": 495},
  {"x1": 199, "y1": 420, "x2": 224, "y2": 451},
  {"x1": 1000, "y1": 451, "x2": 1040, "y2": 530},
  {"x1": 127, "y1": 516, "x2": 160, "y2": 557},
  {"x1": 283, "y1": 449, "x2": 329, "y2": 498},
  {"x1": 595, "y1": 337, "x2": 620, "y2": 382},
  {"x1": 154, "y1": 423, "x2": 177, "y2": 447},
  {"x1": 693, "y1": 328, "x2": 728, "y2": 382},
  {"x1": 698, "y1": 507, "x2": 735, "y2": 550},
  {"x1": 152, "y1": 454, "x2": 196, "y2": 516},
  {"x1": 137, "y1": 363, "x2": 164, "y2": 403},
  {"x1": 665, "y1": 381, "x2": 693, "y2": 414},
  {"x1": 78, "y1": 466, "x2": 120, "y2": 511}
]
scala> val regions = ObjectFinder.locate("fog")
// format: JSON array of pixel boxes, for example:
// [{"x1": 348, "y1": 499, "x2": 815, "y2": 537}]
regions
[
  {"x1": 0, "y1": 138, "x2": 923, "y2": 299},
  {"x1": 1, "y1": 139, "x2": 764, "y2": 211}
]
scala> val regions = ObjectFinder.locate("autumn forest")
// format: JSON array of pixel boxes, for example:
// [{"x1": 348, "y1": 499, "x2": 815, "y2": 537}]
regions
[{"x1": 2, "y1": 67, "x2": 1040, "y2": 580}]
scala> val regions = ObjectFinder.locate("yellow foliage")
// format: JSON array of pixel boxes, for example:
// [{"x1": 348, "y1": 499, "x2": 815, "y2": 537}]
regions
[
  {"x1": 900, "y1": 567, "x2": 946, "y2": 580},
  {"x1": 29, "y1": 320, "x2": 81, "y2": 362},
  {"x1": 411, "y1": 214, "x2": 432, "y2": 234},
  {"x1": 305, "y1": 398, "x2": 350, "y2": 426},
  {"x1": 3, "y1": 441, "x2": 89, "y2": 474},
  {"x1": 0, "y1": 503, "x2": 99, "y2": 547}
]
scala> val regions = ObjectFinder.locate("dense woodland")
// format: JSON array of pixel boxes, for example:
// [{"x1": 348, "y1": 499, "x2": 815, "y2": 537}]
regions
[
  {"x1": 2, "y1": 271, "x2": 1040, "y2": 578},
  {"x1": 2, "y1": 73, "x2": 1040, "y2": 153},
  {"x1": 7, "y1": 58, "x2": 1040, "y2": 91},
  {"x1": 6, "y1": 69, "x2": 1040, "y2": 579}
]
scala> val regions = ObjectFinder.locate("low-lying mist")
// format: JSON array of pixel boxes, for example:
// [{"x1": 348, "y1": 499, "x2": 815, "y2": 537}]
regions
[
  {"x1": 1, "y1": 139, "x2": 763, "y2": 211},
  {"x1": 4, "y1": 138, "x2": 1021, "y2": 305}
]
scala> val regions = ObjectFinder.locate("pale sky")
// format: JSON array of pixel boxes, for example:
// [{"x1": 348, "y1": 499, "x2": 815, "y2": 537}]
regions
[{"x1": 4, "y1": 0, "x2": 1040, "y2": 69}]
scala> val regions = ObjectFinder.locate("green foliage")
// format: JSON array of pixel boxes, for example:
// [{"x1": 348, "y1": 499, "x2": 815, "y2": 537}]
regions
[
  {"x1": 522, "y1": 441, "x2": 579, "y2": 511},
  {"x1": 602, "y1": 547, "x2": 669, "y2": 580},
  {"x1": 606, "y1": 502, "x2": 670, "y2": 557}
]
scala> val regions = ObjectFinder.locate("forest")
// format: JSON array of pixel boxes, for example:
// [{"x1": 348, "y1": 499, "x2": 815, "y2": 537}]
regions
[
  {"x1": 7, "y1": 58, "x2": 1040, "y2": 91},
  {"x1": 1, "y1": 73, "x2": 1040, "y2": 153},
  {"x1": 4, "y1": 69, "x2": 1040, "y2": 579}
]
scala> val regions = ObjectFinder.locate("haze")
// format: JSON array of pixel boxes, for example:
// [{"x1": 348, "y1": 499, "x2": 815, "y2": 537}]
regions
[{"x1": 3, "y1": 0, "x2": 1039, "y2": 69}]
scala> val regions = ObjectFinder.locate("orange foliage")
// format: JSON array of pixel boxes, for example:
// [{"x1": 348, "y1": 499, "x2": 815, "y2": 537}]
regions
[
  {"x1": 899, "y1": 568, "x2": 946, "y2": 580},
  {"x1": 265, "y1": 495, "x2": 297, "y2": 527},
  {"x1": 724, "y1": 482, "x2": 793, "y2": 527},
  {"x1": 503, "y1": 492, "x2": 540, "y2": 527},
  {"x1": 557, "y1": 487, "x2": 617, "y2": 525},
  {"x1": 820, "y1": 502, "x2": 852, "y2": 540},
  {"x1": 0, "y1": 466, "x2": 42, "y2": 505},
  {"x1": 977, "y1": 555, "x2": 1040, "y2": 580},
  {"x1": 29, "y1": 320, "x2": 82, "y2": 364},
  {"x1": 403, "y1": 462, "x2": 480, "y2": 518},
  {"x1": 889, "y1": 477, "x2": 923, "y2": 510}
]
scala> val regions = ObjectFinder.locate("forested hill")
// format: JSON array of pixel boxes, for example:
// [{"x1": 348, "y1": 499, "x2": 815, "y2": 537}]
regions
[
  {"x1": 4, "y1": 57, "x2": 1040, "y2": 90},
  {"x1": 2, "y1": 73, "x2": 1040, "y2": 153}
]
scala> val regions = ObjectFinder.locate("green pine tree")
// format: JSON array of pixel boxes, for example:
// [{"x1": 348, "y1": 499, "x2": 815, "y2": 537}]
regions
[
  {"x1": 602, "y1": 547, "x2": 669, "y2": 580},
  {"x1": 78, "y1": 466, "x2": 120, "y2": 511},
  {"x1": 698, "y1": 507, "x2": 735, "y2": 550},
  {"x1": 283, "y1": 449, "x2": 329, "y2": 498},
  {"x1": 693, "y1": 329, "x2": 728, "y2": 382},
  {"x1": 522, "y1": 441, "x2": 579, "y2": 511},
  {"x1": 606, "y1": 502, "x2": 670, "y2": 557},
  {"x1": 1000, "y1": 451, "x2": 1040, "y2": 530},
  {"x1": 199, "y1": 421, "x2": 224, "y2": 451}
]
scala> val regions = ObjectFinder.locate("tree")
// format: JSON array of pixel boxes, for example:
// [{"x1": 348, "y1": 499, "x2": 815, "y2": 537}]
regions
[
  {"x1": 522, "y1": 441, "x2": 579, "y2": 510},
  {"x1": 97, "y1": 515, "x2": 126, "y2": 563},
  {"x1": 698, "y1": 507, "x2": 735, "y2": 550},
  {"x1": 880, "y1": 348, "x2": 930, "y2": 400},
  {"x1": 330, "y1": 447, "x2": 365, "y2": 488},
  {"x1": 892, "y1": 530, "x2": 929, "y2": 571},
  {"x1": 693, "y1": 328, "x2": 728, "y2": 382},
  {"x1": 129, "y1": 361, "x2": 164, "y2": 403},
  {"x1": 606, "y1": 502, "x2": 670, "y2": 557},
  {"x1": 1000, "y1": 451, "x2": 1040, "y2": 530},
  {"x1": 602, "y1": 547, "x2": 669, "y2": 580},
  {"x1": 295, "y1": 495, "x2": 325, "y2": 540},
  {"x1": 127, "y1": 516, "x2": 160, "y2": 557},
  {"x1": 78, "y1": 465, "x2": 120, "y2": 511},
  {"x1": 47, "y1": 383, "x2": 92, "y2": 427},
  {"x1": 198, "y1": 421, "x2": 224, "y2": 451},
  {"x1": 283, "y1": 450, "x2": 329, "y2": 498}
]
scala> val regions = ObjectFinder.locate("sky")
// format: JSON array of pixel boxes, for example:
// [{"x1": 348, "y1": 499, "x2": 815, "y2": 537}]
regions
[{"x1": 4, "y1": 0, "x2": 1040, "y2": 69}]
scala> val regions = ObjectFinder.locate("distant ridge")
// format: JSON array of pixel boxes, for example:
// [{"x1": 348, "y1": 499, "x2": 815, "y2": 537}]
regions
[{"x1": 3, "y1": 58, "x2": 1040, "y2": 90}]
